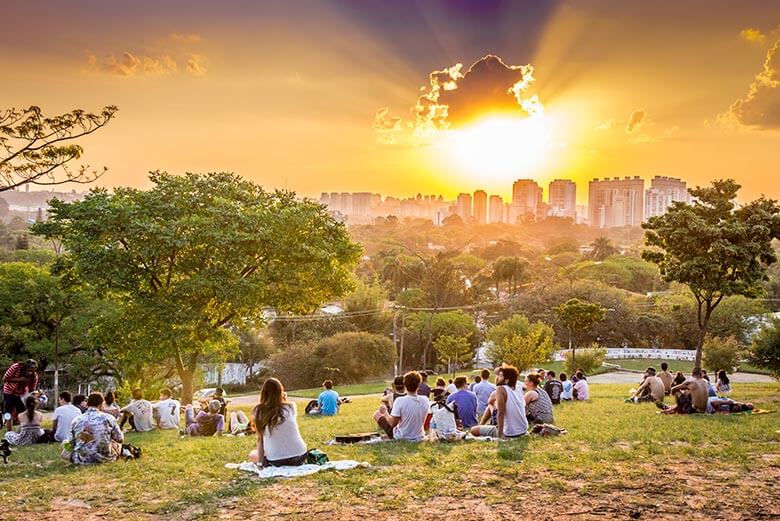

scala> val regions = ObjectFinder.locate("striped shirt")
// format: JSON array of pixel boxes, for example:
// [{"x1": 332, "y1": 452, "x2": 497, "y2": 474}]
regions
[{"x1": 3, "y1": 363, "x2": 38, "y2": 396}]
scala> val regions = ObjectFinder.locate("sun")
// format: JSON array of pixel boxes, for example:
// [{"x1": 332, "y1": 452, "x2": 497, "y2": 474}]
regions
[{"x1": 439, "y1": 114, "x2": 553, "y2": 183}]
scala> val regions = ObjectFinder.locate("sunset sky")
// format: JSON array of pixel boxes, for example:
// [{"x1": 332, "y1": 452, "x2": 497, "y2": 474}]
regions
[{"x1": 3, "y1": 1, "x2": 779, "y2": 203}]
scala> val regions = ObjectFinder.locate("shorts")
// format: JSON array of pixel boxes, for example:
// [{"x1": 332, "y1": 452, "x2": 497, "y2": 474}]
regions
[
  {"x1": 471, "y1": 425, "x2": 527, "y2": 438},
  {"x1": 3, "y1": 393, "x2": 25, "y2": 424}
]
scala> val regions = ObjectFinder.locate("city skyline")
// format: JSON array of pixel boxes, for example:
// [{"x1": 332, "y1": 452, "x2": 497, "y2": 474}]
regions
[{"x1": 2, "y1": 1, "x2": 780, "y2": 204}]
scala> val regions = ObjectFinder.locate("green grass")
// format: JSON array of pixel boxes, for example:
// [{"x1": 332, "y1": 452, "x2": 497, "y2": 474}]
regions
[
  {"x1": 2, "y1": 382, "x2": 779, "y2": 519},
  {"x1": 604, "y1": 358, "x2": 771, "y2": 375}
]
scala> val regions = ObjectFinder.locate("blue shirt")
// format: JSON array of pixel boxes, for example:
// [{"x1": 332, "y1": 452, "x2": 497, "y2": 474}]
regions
[
  {"x1": 446, "y1": 389, "x2": 479, "y2": 428},
  {"x1": 317, "y1": 389, "x2": 340, "y2": 416},
  {"x1": 472, "y1": 380, "x2": 496, "y2": 414}
]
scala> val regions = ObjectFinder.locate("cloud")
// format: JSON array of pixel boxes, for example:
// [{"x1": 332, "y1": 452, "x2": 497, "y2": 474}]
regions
[
  {"x1": 373, "y1": 108, "x2": 402, "y2": 145},
  {"x1": 626, "y1": 109, "x2": 646, "y2": 133},
  {"x1": 86, "y1": 52, "x2": 178, "y2": 77},
  {"x1": 170, "y1": 32, "x2": 202, "y2": 43},
  {"x1": 186, "y1": 54, "x2": 207, "y2": 76},
  {"x1": 723, "y1": 40, "x2": 780, "y2": 129},
  {"x1": 595, "y1": 119, "x2": 615, "y2": 130},
  {"x1": 740, "y1": 28, "x2": 766, "y2": 44}
]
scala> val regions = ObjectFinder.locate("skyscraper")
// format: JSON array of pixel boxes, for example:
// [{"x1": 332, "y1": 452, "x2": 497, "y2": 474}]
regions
[
  {"x1": 588, "y1": 176, "x2": 644, "y2": 228},
  {"x1": 511, "y1": 179, "x2": 542, "y2": 222},
  {"x1": 488, "y1": 195, "x2": 504, "y2": 224},
  {"x1": 645, "y1": 176, "x2": 691, "y2": 220},
  {"x1": 473, "y1": 190, "x2": 487, "y2": 224},
  {"x1": 456, "y1": 193, "x2": 472, "y2": 221},
  {"x1": 548, "y1": 179, "x2": 577, "y2": 219}
]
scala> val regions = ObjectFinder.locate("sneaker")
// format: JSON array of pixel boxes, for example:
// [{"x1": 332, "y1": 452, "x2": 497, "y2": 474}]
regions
[{"x1": 655, "y1": 401, "x2": 669, "y2": 411}]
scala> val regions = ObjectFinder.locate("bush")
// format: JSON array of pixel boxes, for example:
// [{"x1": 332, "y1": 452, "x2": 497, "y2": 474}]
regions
[
  {"x1": 563, "y1": 346, "x2": 606, "y2": 375},
  {"x1": 266, "y1": 332, "x2": 396, "y2": 390},
  {"x1": 702, "y1": 335, "x2": 742, "y2": 373},
  {"x1": 749, "y1": 319, "x2": 780, "y2": 379},
  {"x1": 486, "y1": 314, "x2": 556, "y2": 372}
]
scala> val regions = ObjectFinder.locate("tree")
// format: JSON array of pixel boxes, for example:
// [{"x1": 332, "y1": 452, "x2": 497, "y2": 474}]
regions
[
  {"x1": 749, "y1": 318, "x2": 780, "y2": 379},
  {"x1": 702, "y1": 335, "x2": 742, "y2": 373},
  {"x1": 553, "y1": 298, "x2": 606, "y2": 364},
  {"x1": 404, "y1": 310, "x2": 478, "y2": 369},
  {"x1": 34, "y1": 172, "x2": 361, "y2": 403},
  {"x1": 492, "y1": 256, "x2": 528, "y2": 295},
  {"x1": 643, "y1": 179, "x2": 780, "y2": 367},
  {"x1": 589, "y1": 237, "x2": 617, "y2": 261},
  {"x1": 485, "y1": 314, "x2": 556, "y2": 372},
  {"x1": 236, "y1": 327, "x2": 273, "y2": 377},
  {"x1": 1, "y1": 105, "x2": 118, "y2": 192},
  {"x1": 434, "y1": 334, "x2": 473, "y2": 372}
]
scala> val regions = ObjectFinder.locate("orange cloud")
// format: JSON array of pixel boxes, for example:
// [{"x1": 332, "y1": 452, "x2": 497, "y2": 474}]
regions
[
  {"x1": 626, "y1": 109, "x2": 646, "y2": 133},
  {"x1": 740, "y1": 28, "x2": 766, "y2": 44},
  {"x1": 724, "y1": 40, "x2": 780, "y2": 130},
  {"x1": 86, "y1": 51, "x2": 177, "y2": 77},
  {"x1": 170, "y1": 32, "x2": 202, "y2": 43},
  {"x1": 186, "y1": 54, "x2": 207, "y2": 76}
]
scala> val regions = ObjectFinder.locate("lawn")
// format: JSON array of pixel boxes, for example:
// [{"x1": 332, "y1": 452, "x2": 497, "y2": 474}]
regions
[{"x1": 2, "y1": 382, "x2": 779, "y2": 520}]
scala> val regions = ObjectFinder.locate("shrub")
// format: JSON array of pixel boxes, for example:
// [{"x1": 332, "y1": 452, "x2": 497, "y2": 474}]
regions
[
  {"x1": 702, "y1": 335, "x2": 742, "y2": 373},
  {"x1": 748, "y1": 319, "x2": 780, "y2": 379},
  {"x1": 563, "y1": 346, "x2": 606, "y2": 375},
  {"x1": 486, "y1": 314, "x2": 556, "y2": 372}
]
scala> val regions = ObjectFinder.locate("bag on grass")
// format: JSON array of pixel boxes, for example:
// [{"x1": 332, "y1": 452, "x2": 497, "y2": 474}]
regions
[
  {"x1": 121, "y1": 443, "x2": 142, "y2": 460},
  {"x1": 531, "y1": 424, "x2": 567, "y2": 436},
  {"x1": 306, "y1": 449, "x2": 329, "y2": 465}
]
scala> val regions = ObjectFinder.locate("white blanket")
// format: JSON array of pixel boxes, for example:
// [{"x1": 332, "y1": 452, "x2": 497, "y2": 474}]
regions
[{"x1": 225, "y1": 460, "x2": 369, "y2": 479}]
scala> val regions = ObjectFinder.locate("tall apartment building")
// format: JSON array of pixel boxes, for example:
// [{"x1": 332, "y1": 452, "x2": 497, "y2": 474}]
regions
[
  {"x1": 488, "y1": 195, "x2": 504, "y2": 224},
  {"x1": 548, "y1": 179, "x2": 577, "y2": 219},
  {"x1": 511, "y1": 179, "x2": 543, "y2": 221},
  {"x1": 588, "y1": 176, "x2": 644, "y2": 228},
  {"x1": 456, "y1": 193, "x2": 472, "y2": 221},
  {"x1": 351, "y1": 192, "x2": 372, "y2": 217},
  {"x1": 473, "y1": 190, "x2": 487, "y2": 224},
  {"x1": 645, "y1": 176, "x2": 691, "y2": 220}
]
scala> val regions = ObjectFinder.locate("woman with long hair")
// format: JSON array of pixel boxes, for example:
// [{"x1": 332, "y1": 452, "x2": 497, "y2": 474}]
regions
[
  {"x1": 249, "y1": 378, "x2": 308, "y2": 467},
  {"x1": 4, "y1": 395, "x2": 44, "y2": 445},
  {"x1": 716, "y1": 370, "x2": 731, "y2": 394}
]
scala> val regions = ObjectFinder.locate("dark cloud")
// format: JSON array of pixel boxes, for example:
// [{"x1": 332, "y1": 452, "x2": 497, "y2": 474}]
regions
[
  {"x1": 626, "y1": 109, "x2": 646, "y2": 133},
  {"x1": 725, "y1": 40, "x2": 780, "y2": 130}
]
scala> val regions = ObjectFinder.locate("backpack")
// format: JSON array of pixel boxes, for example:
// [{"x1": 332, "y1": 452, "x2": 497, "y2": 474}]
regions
[
  {"x1": 306, "y1": 449, "x2": 329, "y2": 465},
  {"x1": 531, "y1": 423, "x2": 567, "y2": 436},
  {"x1": 121, "y1": 443, "x2": 142, "y2": 460}
]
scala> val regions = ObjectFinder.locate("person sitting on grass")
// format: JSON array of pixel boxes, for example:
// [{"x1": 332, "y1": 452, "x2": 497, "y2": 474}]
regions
[
  {"x1": 214, "y1": 387, "x2": 228, "y2": 417},
  {"x1": 471, "y1": 365, "x2": 528, "y2": 439},
  {"x1": 559, "y1": 373, "x2": 573, "y2": 401},
  {"x1": 544, "y1": 371, "x2": 563, "y2": 405},
  {"x1": 4, "y1": 396, "x2": 44, "y2": 445},
  {"x1": 435, "y1": 377, "x2": 447, "y2": 393},
  {"x1": 102, "y1": 391, "x2": 121, "y2": 418},
  {"x1": 573, "y1": 371, "x2": 590, "y2": 401},
  {"x1": 446, "y1": 379, "x2": 457, "y2": 395},
  {"x1": 249, "y1": 378, "x2": 308, "y2": 467},
  {"x1": 52, "y1": 392, "x2": 82, "y2": 443},
  {"x1": 469, "y1": 375, "x2": 481, "y2": 392},
  {"x1": 672, "y1": 371, "x2": 686, "y2": 387},
  {"x1": 119, "y1": 389, "x2": 154, "y2": 432},
  {"x1": 429, "y1": 388, "x2": 460, "y2": 440},
  {"x1": 417, "y1": 372, "x2": 432, "y2": 398},
  {"x1": 661, "y1": 367, "x2": 710, "y2": 414},
  {"x1": 62, "y1": 392, "x2": 124, "y2": 465},
  {"x1": 317, "y1": 380, "x2": 340, "y2": 416},
  {"x1": 153, "y1": 388, "x2": 181, "y2": 430},
  {"x1": 473, "y1": 368, "x2": 496, "y2": 417},
  {"x1": 658, "y1": 363, "x2": 673, "y2": 395},
  {"x1": 446, "y1": 376, "x2": 479, "y2": 429},
  {"x1": 72, "y1": 394, "x2": 87, "y2": 413},
  {"x1": 524, "y1": 374, "x2": 554, "y2": 424},
  {"x1": 627, "y1": 367, "x2": 665, "y2": 404},
  {"x1": 716, "y1": 370, "x2": 731, "y2": 395},
  {"x1": 183, "y1": 400, "x2": 224, "y2": 436},
  {"x1": 374, "y1": 371, "x2": 429, "y2": 441}
]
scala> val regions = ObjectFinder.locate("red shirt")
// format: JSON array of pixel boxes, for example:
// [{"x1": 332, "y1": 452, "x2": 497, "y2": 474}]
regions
[{"x1": 2, "y1": 363, "x2": 38, "y2": 396}]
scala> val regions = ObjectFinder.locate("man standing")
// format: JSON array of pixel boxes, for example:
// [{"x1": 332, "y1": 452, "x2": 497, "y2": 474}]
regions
[
  {"x1": 152, "y1": 388, "x2": 181, "y2": 429},
  {"x1": 374, "y1": 371, "x2": 429, "y2": 441},
  {"x1": 544, "y1": 371, "x2": 563, "y2": 405},
  {"x1": 3, "y1": 359, "x2": 38, "y2": 431},
  {"x1": 472, "y1": 368, "x2": 496, "y2": 417},
  {"x1": 317, "y1": 380, "x2": 340, "y2": 416},
  {"x1": 119, "y1": 388, "x2": 154, "y2": 432},
  {"x1": 657, "y1": 362, "x2": 673, "y2": 395},
  {"x1": 52, "y1": 392, "x2": 82, "y2": 442},
  {"x1": 446, "y1": 376, "x2": 479, "y2": 428}
]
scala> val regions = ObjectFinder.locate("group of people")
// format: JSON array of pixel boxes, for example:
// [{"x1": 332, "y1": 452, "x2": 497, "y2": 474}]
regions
[{"x1": 625, "y1": 362, "x2": 752, "y2": 414}]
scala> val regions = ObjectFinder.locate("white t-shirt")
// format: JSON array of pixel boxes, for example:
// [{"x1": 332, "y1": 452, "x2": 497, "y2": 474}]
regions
[
  {"x1": 429, "y1": 402, "x2": 457, "y2": 435},
  {"x1": 124, "y1": 399, "x2": 155, "y2": 431},
  {"x1": 446, "y1": 383, "x2": 457, "y2": 395},
  {"x1": 390, "y1": 394, "x2": 429, "y2": 441},
  {"x1": 573, "y1": 380, "x2": 590, "y2": 400},
  {"x1": 52, "y1": 403, "x2": 81, "y2": 442},
  {"x1": 262, "y1": 402, "x2": 307, "y2": 462},
  {"x1": 153, "y1": 398, "x2": 181, "y2": 429}
]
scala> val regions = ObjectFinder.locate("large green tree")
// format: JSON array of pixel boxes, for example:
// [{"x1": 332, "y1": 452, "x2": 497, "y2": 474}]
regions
[
  {"x1": 34, "y1": 172, "x2": 361, "y2": 403},
  {"x1": 643, "y1": 179, "x2": 780, "y2": 367},
  {"x1": 485, "y1": 314, "x2": 556, "y2": 372},
  {"x1": 553, "y1": 298, "x2": 606, "y2": 363}
]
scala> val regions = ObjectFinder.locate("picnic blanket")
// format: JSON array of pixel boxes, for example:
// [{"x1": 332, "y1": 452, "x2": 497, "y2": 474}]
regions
[
  {"x1": 656, "y1": 409, "x2": 772, "y2": 416},
  {"x1": 226, "y1": 460, "x2": 369, "y2": 479}
]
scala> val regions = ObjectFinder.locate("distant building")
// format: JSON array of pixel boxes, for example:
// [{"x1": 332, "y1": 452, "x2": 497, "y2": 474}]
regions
[
  {"x1": 645, "y1": 176, "x2": 691, "y2": 220},
  {"x1": 473, "y1": 190, "x2": 487, "y2": 224},
  {"x1": 456, "y1": 193, "x2": 472, "y2": 221},
  {"x1": 511, "y1": 179, "x2": 542, "y2": 222},
  {"x1": 351, "y1": 192, "x2": 372, "y2": 217},
  {"x1": 488, "y1": 195, "x2": 504, "y2": 224},
  {"x1": 588, "y1": 176, "x2": 644, "y2": 228},
  {"x1": 548, "y1": 179, "x2": 576, "y2": 219}
]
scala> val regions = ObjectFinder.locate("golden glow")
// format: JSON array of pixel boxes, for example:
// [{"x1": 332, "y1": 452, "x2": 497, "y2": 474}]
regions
[{"x1": 439, "y1": 114, "x2": 553, "y2": 184}]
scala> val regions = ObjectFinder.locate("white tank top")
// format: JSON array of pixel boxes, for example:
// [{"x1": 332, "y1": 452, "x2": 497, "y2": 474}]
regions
[{"x1": 502, "y1": 385, "x2": 528, "y2": 437}]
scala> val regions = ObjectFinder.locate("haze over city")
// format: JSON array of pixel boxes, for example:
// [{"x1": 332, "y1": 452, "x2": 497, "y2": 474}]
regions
[{"x1": 2, "y1": 1, "x2": 780, "y2": 203}]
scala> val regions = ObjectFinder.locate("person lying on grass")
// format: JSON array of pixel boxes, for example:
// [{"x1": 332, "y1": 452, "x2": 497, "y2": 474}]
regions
[
  {"x1": 62, "y1": 392, "x2": 124, "y2": 464},
  {"x1": 249, "y1": 378, "x2": 308, "y2": 467},
  {"x1": 374, "y1": 371, "x2": 429, "y2": 442},
  {"x1": 182, "y1": 400, "x2": 224, "y2": 436},
  {"x1": 471, "y1": 365, "x2": 528, "y2": 439},
  {"x1": 524, "y1": 374, "x2": 554, "y2": 425},
  {"x1": 626, "y1": 367, "x2": 665, "y2": 404}
]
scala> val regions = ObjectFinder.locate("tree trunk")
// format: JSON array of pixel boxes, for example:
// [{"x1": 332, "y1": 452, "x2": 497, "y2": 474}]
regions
[
  {"x1": 694, "y1": 297, "x2": 718, "y2": 369},
  {"x1": 176, "y1": 350, "x2": 200, "y2": 405}
]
